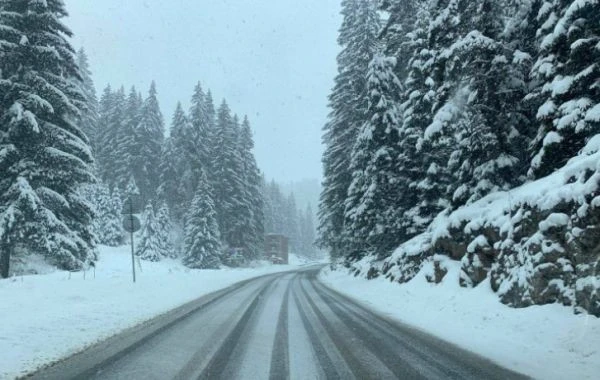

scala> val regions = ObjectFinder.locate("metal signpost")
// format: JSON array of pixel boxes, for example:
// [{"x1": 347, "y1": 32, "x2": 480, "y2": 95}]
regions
[{"x1": 122, "y1": 195, "x2": 143, "y2": 283}]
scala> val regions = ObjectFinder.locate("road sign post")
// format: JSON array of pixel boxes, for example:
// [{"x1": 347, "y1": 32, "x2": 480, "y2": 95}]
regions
[{"x1": 122, "y1": 195, "x2": 143, "y2": 283}]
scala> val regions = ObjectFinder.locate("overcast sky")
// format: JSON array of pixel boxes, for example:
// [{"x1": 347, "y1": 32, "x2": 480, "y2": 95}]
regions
[{"x1": 64, "y1": 0, "x2": 341, "y2": 183}]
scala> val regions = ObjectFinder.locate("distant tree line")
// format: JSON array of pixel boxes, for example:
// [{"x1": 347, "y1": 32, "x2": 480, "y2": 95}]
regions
[{"x1": 263, "y1": 180, "x2": 317, "y2": 258}]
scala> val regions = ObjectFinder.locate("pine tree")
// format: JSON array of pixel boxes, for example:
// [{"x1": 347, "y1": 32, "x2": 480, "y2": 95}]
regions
[
  {"x1": 101, "y1": 187, "x2": 124, "y2": 246},
  {"x1": 449, "y1": 1, "x2": 526, "y2": 205},
  {"x1": 318, "y1": 0, "x2": 381, "y2": 259},
  {"x1": 95, "y1": 85, "x2": 113, "y2": 184},
  {"x1": 97, "y1": 87, "x2": 127, "y2": 190},
  {"x1": 157, "y1": 137, "x2": 185, "y2": 221},
  {"x1": 183, "y1": 172, "x2": 221, "y2": 269},
  {"x1": 237, "y1": 116, "x2": 265, "y2": 259},
  {"x1": 0, "y1": 0, "x2": 96, "y2": 276},
  {"x1": 529, "y1": 0, "x2": 600, "y2": 178},
  {"x1": 134, "y1": 81, "x2": 164, "y2": 201},
  {"x1": 189, "y1": 82, "x2": 212, "y2": 177},
  {"x1": 86, "y1": 183, "x2": 123, "y2": 247},
  {"x1": 135, "y1": 204, "x2": 164, "y2": 262},
  {"x1": 112, "y1": 86, "x2": 140, "y2": 190},
  {"x1": 124, "y1": 176, "x2": 140, "y2": 199},
  {"x1": 75, "y1": 48, "x2": 99, "y2": 160},
  {"x1": 212, "y1": 101, "x2": 245, "y2": 250},
  {"x1": 396, "y1": 2, "x2": 452, "y2": 232},
  {"x1": 344, "y1": 54, "x2": 404, "y2": 258},
  {"x1": 161, "y1": 102, "x2": 195, "y2": 222},
  {"x1": 203, "y1": 90, "x2": 218, "y2": 172},
  {"x1": 156, "y1": 202, "x2": 175, "y2": 258}
]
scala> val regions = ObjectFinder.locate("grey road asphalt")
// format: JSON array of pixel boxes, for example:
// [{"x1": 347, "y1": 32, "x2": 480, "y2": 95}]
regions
[{"x1": 29, "y1": 267, "x2": 529, "y2": 380}]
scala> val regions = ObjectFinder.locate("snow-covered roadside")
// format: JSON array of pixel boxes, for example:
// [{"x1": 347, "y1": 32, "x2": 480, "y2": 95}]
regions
[
  {"x1": 319, "y1": 261, "x2": 600, "y2": 380},
  {"x1": 0, "y1": 246, "x2": 301, "y2": 379}
]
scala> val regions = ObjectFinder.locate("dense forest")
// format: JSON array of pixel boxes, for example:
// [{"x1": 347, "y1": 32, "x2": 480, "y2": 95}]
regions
[
  {"x1": 319, "y1": 0, "x2": 600, "y2": 315},
  {"x1": 0, "y1": 0, "x2": 317, "y2": 277}
]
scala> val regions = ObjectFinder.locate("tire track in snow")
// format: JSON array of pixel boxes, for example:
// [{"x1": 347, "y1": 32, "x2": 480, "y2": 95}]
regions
[
  {"x1": 196, "y1": 277, "x2": 279, "y2": 379},
  {"x1": 297, "y1": 277, "x2": 397, "y2": 379},
  {"x1": 269, "y1": 277, "x2": 292, "y2": 380},
  {"x1": 291, "y1": 276, "x2": 354, "y2": 379}
]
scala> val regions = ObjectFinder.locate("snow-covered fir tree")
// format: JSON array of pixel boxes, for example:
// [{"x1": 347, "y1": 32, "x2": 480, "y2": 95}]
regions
[
  {"x1": 236, "y1": 116, "x2": 265, "y2": 259},
  {"x1": 103, "y1": 187, "x2": 125, "y2": 246},
  {"x1": 111, "y1": 87, "x2": 140, "y2": 190},
  {"x1": 124, "y1": 176, "x2": 140, "y2": 199},
  {"x1": 212, "y1": 102, "x2": 245, "y2": 251},
  {"x1": 97, "y1": 86, "x2": 127, "y2": 190},
  {"x1": 318, "y1": 0, "x2": 381, "y2": 259},
  {"x1": 188, "y1": 82, "x2": 213, "y2": 179},
  {"x1": 86, "y1": 183, "x2": 123, "y2": 247},
  {"x1": 0, "y1": 0, "x2": 97, "y2": 276},
  {"x1": 157, "y1": 136, "x2": 185, "y2": 221},
  {"x1": 156, "y1": 202, "x2": 175, "y2": 258},
  {"x1": 135, "y1": 204, "x2": 166, "y2": 262},
  {"x1": 529, "y1": 0, "x2": 600, "y2": 178},
  {"x1": 75, "y1": 48, "x2": 99, "y2": 160},
  {"x1": 183, "y1": 172, "x2": 221, "y2": 269},
  {"x1": 159, "y1": 103, "x2": 194, "y2": 222},
  {"x1": 344, "y1": 54, "x2": 405, "y2": 258},
  {"x1": 134, "y1": 82, "x2": 164, "y2": 201}
]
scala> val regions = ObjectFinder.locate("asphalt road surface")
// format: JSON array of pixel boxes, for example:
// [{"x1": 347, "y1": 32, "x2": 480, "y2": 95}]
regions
[{"x1": 30, "y1": 267, "x2": 528, "y2": 380}]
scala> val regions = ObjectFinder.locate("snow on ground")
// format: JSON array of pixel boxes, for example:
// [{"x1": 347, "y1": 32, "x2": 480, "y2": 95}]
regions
[
  {"x1": 320, "y1": 261, "x2": 600, "y2": 380},
  {"x1": 0, "y1": 246, "x2": 301, "y2": 379},
  {"x1": 288, "y1": 252, "x2": 328, "y2": 266}
]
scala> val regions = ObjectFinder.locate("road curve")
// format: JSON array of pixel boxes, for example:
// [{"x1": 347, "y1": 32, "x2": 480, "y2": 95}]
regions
[{"x1": 30, "y1": 267, "x2": 528, "y2": 380}]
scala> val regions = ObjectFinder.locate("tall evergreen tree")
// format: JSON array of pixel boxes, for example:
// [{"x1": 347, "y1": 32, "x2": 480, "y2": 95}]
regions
[
  {"x1": 134, "y1": 81, "x2": 164, "y2": 201},
  {"x1": 399, "y1": 2, "x2": 448, "y2": 233},
  {"x1": 97, "y1": 86, "x2": 126, "y2": 190},
  {"x1": 75, "y1": 48, "x2": 99, "y2": 159},
  {"x1": 183, "y1": 172, "x2": 221, "y2": 269},
  {"x1": 237, "y1": 116, "x2": 265, "y2": 259},
  {"x1": 318, "y1": 0, "x2": 381, "y2": 258},
  {"x1": 103, "y1": 187, "x2": 124, "y2": 246},
  {"x1": 157, "y1": 136, "x2": 186, "y2": 221},
  {"x1": 163, "y1": 102, "x2": 196, "y2": 220},
  {"x1": 135, "y1": 204, "x2": 165, "y2": 262},
  {"x1": 189, "y1": 82, "x2": 212, "y2": 177},
  {"x1": 156, "y1": 202, "x2": 175, "y2": 258},
  {"x1": 112, "y1": 86, "x2": 141, "y2": 190},
  {"x1": 344, "y1": 54, "x2": 404, "y2": 258},
  {"x1": 88, "y1": 183, "x2": 123, "y2": 247},
  {"x1": 0, "y1": 0, "x2": 96, "y2": 276},
  {"x1": 212, "y1": 101, "x2": 245, "y2": 250}
]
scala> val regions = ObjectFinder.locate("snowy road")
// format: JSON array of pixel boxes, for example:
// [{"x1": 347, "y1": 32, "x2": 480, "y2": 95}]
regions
[{"x1": 30, "y1": 267, "x2": 527, "y2": 380}]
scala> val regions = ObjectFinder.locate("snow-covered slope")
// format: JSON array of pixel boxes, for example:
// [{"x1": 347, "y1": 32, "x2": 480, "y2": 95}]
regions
[
  {"x1": 0, "y1": 246, "x2": 301, "y2": 379},
  {"x1": 349, "y1": 135, "x2": 600, "y2": 316},
  {"x1": 320, "y1": 263, "x2": 600, "y2": 380}
]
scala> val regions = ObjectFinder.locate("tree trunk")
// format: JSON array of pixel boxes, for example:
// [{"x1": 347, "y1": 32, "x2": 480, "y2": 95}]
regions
[{"x1": 0, "y1": 244, "x2": 10, "y2": 279}]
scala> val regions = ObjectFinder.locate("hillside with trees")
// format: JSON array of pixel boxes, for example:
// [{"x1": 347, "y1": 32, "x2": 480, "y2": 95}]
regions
[{"x1": 318, "y1": 0, "x2": 600, "y2": 316}]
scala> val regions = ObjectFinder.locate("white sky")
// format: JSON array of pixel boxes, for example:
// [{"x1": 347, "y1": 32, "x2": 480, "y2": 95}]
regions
[{"x1": 64, "y1": 0, "x2": 341, "y2": 183}]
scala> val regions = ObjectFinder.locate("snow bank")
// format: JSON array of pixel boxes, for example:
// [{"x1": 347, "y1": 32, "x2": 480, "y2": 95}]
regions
[
  {"x1": 320, "y1": 263, "x2": 600, "y2": 380},
  {"x1": 0, "y1": 246, "x2": 300, "y2": 379}
]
